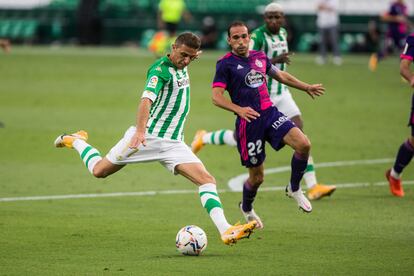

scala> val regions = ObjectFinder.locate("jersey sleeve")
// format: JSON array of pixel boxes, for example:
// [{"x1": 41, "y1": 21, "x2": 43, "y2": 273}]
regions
[
  {"x1": 280, "y1": 27, "x2": 288, "y2": 41},
  {"x1": 212, "y1": 60, "x2": 229, "y2": 89},
  {"x1": 265, "y1": 55, "x2": 273, "y2": 73},
  {"x1": 249, "y1": 30, "x2": 263, "y2": 51},
  {"x1": 142, "y1": 68, "x2": 167, "y2": 102},
  {"x1": 401, "y1": 35, "x2": 414, "y2": 61}
]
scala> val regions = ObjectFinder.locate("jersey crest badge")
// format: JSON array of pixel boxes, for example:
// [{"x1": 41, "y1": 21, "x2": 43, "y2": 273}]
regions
[{"x1": 255, "y1": 59, "x2": 263, "y2": 68}]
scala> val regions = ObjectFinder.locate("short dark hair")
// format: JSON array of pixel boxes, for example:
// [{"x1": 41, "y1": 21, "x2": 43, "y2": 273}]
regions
[
  {"x1": 227, "y1": 21, "x2": 249, "y2": 37},
  {"x1": 175, "y1": 32, "x2": 201, "y2": 50}
]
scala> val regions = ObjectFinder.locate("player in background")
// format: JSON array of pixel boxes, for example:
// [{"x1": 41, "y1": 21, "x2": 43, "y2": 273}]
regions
[
  {"x1": 386, "y1": 33, "x2": 414, "y2": 197},
  {"x1": 315, "y1": 0, "x2": 341, "y2": 65},
  {"x1": 210, "y1": 21, "x2": 325, "y2": 228},
  {"x1": 191, "y1": 3, "x2": 336, "y2": 201},
  {"x1": 369, "y1": 0, "x2": 411, "y2": 71},
  {"x1": 0, "y1": 39, "x2": 11, "y2": 53},
  {"x1": 54, "y1": 32, "x2": 257, "y2": 244},
  {"x1": 150, "y1": 0, "x2": 192, "y2": 56}
]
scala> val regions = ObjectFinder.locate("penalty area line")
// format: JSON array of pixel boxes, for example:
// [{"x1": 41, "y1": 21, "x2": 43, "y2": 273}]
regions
[{"x1": 0, "y1": 181, "x2": 413, "y2": 203}]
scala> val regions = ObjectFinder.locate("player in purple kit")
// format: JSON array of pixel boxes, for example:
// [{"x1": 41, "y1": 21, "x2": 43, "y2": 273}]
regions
[
  {"x1": 369, "y1": 0, "x2": 411, "y2": 71},
  {"x1": 385, "y1": 33, "x2": 414, "y2": 197},
  {"x1": 212, "y1": 21, "x2": 325, "y2": 228}
]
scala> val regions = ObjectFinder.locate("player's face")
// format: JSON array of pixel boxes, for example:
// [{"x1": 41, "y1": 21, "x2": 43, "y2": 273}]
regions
[
  {"x1": 264, "y1": 11, "x2": 284, "y2": 34},
  {"x1": 228, "y1": 25, "x2": 250, "y2": 57},
  {"x1": 170, "y1": 44, "x2": 199, "y2": 69}
]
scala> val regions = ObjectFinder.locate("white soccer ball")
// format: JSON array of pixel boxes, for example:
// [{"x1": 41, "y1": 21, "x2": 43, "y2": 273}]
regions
[{"x1": 175, "y1": 225, "x2": 208, "y2": 256}]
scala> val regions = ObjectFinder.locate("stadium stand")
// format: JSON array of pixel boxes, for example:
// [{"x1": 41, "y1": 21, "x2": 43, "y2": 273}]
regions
[{"x1": 0, "y1": 0, "x2": 410, "y2": 51}]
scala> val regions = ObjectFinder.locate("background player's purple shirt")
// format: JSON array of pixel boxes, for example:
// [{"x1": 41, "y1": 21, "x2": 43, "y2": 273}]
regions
[
  {"x1": 389, "y1": 1, "x2": 408, "y2": 35},
  {"x1": 401, "y1": 34, "x2": 414, "y2": 61},
  {"x1": 212, "y1": 50, "x2": 273, "y2": 113}
]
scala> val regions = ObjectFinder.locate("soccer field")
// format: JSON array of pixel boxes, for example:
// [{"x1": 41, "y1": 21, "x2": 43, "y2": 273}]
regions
[{"x1": 0, "y1": 47, "x2": 413, "y2": 275}]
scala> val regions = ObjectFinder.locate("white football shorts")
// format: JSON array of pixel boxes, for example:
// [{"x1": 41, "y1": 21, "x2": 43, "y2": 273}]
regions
[
  {"x1": 106, "y1": 126, "x2": 201, "y2": 174},
  {"x1": 271, "y1": 90, "x2": 301, "y2": 119}
]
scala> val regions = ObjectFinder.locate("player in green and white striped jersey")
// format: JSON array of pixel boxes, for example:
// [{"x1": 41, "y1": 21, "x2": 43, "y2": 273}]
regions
[
  {"x1": 54, "y1": 32, "x2": 257, "y2": 245},
  {"x1": 144, "y1": 54, "x2": 190, "y2": 141},
  {"x1": 191, "y1": 3, "x2": 336, "y2": 202}
]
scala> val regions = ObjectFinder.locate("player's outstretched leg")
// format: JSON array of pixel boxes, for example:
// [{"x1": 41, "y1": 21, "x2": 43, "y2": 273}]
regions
[
  {"x1": 191, "y1": 129, "x2": 237, "y2": 154},
  {"x1": 198, "y1": 183, "x2": 257, "y2": 245},
  {"x1": 54, "y1": 130, "x2": 102, "y2": 174},
  {"x1": 221, "y1": 221, "x2": 257, "y2": 245},
  {"x1": 191, "y1": 129, "x2": 207, "y2": 153}
]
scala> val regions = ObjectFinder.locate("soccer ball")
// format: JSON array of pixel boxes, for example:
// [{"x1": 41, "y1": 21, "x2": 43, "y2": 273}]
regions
[{"x1": 175, "y1": 225, "x2": 207, "y2": 256}]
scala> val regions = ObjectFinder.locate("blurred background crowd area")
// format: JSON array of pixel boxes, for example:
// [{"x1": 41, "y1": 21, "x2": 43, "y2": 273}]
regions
[{"x1": 0, "y1": 0, "x2": 412, "y2": 53}]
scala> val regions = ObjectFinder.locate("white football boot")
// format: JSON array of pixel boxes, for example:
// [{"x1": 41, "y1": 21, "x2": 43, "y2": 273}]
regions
[
  {"x1": 239, "y1": 202, "x2": 264, "y2": 229},
  {"x1": 285, "y1": 184, "x2": 312, "y2": 213}
]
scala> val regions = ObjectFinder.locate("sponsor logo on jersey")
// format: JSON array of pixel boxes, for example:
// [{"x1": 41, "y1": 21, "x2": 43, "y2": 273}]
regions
[
  {"x1": 271, "y1": 41, "x2": 287, "y2": 49},
  {"x1": 271, "y1": 115, "x2": 289, "y2": 130},
  {"x1": 245, "y1": 69, "x2": 265, "y2": 88},
  {"x1": 147, "y1": 76, "x2": 158, "y2": 89},
  {"x1": 177, "y1": 77, "x2": 190, "y2": 87}
]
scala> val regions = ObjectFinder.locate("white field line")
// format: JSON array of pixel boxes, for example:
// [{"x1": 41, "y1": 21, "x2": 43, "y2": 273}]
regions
[
  {"x1": 1, "y1": 181, "x2": 413, "y2": 203},
  {"x1": 228, "y1": 158, "x2": 395, "y2": 191},
  {"x1": 0, "y1": 158, "x2": 408, "y2": 203}
]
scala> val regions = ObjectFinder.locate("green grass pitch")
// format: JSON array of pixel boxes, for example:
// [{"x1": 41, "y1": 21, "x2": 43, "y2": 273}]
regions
[{"x1": 0, "y1": 47, "x2": 413, "y2": 275}]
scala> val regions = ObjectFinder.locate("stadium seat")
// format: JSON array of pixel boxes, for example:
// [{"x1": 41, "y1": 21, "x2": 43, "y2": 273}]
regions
[
  {"x1": 140, "y1": 28, "x2": 155, "y2": 48},
  {"x1": 217, "y1": 31, "x2": 229, "y2": 50},
  {"x1": 48, "y1": 0, "x2": 79, "y2": 9},
  {"x1": 340, "y1": 33, "x2": 354, "y2": 53},
  {"x1": 9, "y1": 20, "x2": 25, "y2": 39},
  {"x1": 297, "y1": 33, "x2": 316, "y2": 53},
  {"x1": 21, "y1": 20, "x2": 39, "y2": 40},
  {"x1": 0, "y1": 20, "x2": 12, "y2": 38}
]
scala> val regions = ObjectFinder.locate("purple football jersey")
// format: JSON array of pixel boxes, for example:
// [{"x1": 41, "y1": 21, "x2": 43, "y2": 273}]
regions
[
  {"x1": 212, "y1": 50, "x2": 273, "y2": 113},
  {"x1": 400, "y1": 33, "x2": 414, "y2": 133},
  {"x1": 212, "y1": 50, "x2": 296, "y2": 167},
  {"x1": 389, "y1": 2, "x2": 408, "y2": 36},
  {"x1": 401, "y1": 34, "x2": 414, "y2": 61}
]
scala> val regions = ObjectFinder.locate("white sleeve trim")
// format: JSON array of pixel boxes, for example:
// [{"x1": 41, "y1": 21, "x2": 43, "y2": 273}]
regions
[{"x1": 141, "y1": 90, "x2": 157, "y2": 102}]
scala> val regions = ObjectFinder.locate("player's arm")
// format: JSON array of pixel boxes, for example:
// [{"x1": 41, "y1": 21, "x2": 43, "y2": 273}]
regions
[
  {"x1": 268, "y1": 65, "x2": 325, "y2": 99},
  {"x1": 130, "y1": 70, "x2": 165, "y2": 148},
  {"x1": 400, "y1": 36, "x2": 414, "y2": 87},
  {"x1": 129, "y1": 97, "x2": 153, "y2": 148},
  {"x1": 271, "y1": 52, "x2": 293, "y2": 65},
  {"x1": 212, "y1": 87, "x2": 260, "y2": 122},
  {"x1": 381, "y1": 12, "x2": 407, "y2": 23},
  {"x1": 400, "y1": 59, "x2": 414, "y2": 87}
]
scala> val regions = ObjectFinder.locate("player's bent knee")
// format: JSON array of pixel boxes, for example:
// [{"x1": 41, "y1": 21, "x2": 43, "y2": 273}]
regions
[
  {"x1": 409, "y1": 137, "x2": 414, "y2": 148},
  {"x1": 298, "y1": 138, "x2": 311, "y2": 154},
  {"x1": 92, "y1": 167, "x2": 108, "y2": 178},
  {"x1": 201, "y1": 173, "x2": 216, "y2": 185},
  {"x1": 252, "y1": 175, "x2": 264, "y2": 186},
  {"x1": 249, "y1": 172, "x2": 264, "y2": 186}
]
